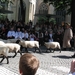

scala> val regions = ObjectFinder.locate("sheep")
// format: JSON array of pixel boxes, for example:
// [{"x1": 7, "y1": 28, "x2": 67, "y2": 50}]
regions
[
  {"x1": 0, "y1": 45, "x2": 9, "y2": 64},
  {"x1": 44, "y1": 42, "x2": 61, "y2": 53},
  {"x1": 0, "y1": 41, "x2": 5, "y2": 46},
  {"x1": 0, "y1": 41, "x2": 22, "y2": 58},
  {"x1": 0, "y1": 41, "x2": 22, "y2": 64},
  {"x1": 16, "y1": 40, "x2": 42, "y2": 53},
  {"x1": 5, "y1": 43, "x2": 22, "y2": 58}
]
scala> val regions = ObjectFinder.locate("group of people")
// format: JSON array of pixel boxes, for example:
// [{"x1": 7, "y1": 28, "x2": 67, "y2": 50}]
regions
[
  {"x1": 7, "y1": 27, "x2": 29, "y2": 40},
  {"x1": 8, "y1": 22, "x2": 75, "y2": 75},
  {"x1": 0, "y1": 19, "x2": 75, "y2": 75},
  {"x1": 0, "y1": 19, "x2": 75, "y2": 51}
]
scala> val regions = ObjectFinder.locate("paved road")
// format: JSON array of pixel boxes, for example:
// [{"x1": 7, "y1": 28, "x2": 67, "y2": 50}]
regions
[{"x1": 0, "y1": 47, "x2": 75, "y2": 75}]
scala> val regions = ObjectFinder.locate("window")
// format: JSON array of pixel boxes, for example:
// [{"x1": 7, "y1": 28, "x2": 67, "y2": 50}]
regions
[{"x1": 39, "y1": 3, "x2": 48, "y2": 14}]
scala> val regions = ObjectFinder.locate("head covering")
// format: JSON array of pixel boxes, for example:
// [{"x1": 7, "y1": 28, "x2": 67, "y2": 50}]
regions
[{"x1": 65, "y1": 23, "x2": 71, "y2": 26}]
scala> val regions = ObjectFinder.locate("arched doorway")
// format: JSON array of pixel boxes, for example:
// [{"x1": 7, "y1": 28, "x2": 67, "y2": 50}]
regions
[
  {"x1": 18, "y1": 0, "x2": 26, "y2": 22},
  {"x1": 38, "y1": 3, "x2": 49, "y2": 23}
]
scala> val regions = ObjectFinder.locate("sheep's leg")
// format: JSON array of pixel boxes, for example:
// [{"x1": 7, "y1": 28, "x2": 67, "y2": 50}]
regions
[
  {"x1": 46, "y1": 48, "x2": 49, "y2": 53},
  {"x1": 38, "y1": 48, "x2": 42, "y2": 53},
  {"x1": 20, "y1": 45, "x2": 23, "y2": 52},
  {"x1": 34, "y1": 47, "x2": 36, "y2": 53},
  {"x1": 34, "y1": 47, "x2": 42, "y2": 53},
  {"x1": 25, "y1": 48, "x2": 28, "y2": 53},
  {"x1": 18, "y1": 50, "x2": 22, "y2": 56},
  {"x1": 0, "y1": 56, "x2": 5, "y2": 63},
  {"x1": 0, "y1": 56, "x2": 9, "y2": 64},
  {"x1": 46, "y1": 49, "x2": 47, "y2": 52},
  {"x1": 12, "y1": 51, "x2": 17, "y2": 58},
  {"x1": 52, "y1": 49, "x2": 54, "y2": 53},
  {"x1": 5, "y1": 56, "x2": 9, "y2": 64},
  {"x1": 59, "y1": 49, "x2": 61, "y2": 53},
  {"x1": 49, "y1": 48, "x2": 52, "y2": 52}
]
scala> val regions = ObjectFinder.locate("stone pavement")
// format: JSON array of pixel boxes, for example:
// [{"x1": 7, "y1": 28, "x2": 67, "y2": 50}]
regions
[{"x1": 0, "y1": 47, "x2": 75, "y2": 75}]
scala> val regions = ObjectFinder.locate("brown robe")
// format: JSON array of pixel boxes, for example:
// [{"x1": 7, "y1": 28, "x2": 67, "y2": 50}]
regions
[{"x1": 63, "y1": 28, "x2": 73, "y2": 48}]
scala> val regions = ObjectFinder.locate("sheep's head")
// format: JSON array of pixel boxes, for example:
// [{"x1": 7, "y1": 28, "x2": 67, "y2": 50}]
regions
[
  {"x1": 44, "y1": 42, "x2": 48, "y2": 46},
  {"x1": 16, "y1": 40, "x2": 20, "y2": 44}
]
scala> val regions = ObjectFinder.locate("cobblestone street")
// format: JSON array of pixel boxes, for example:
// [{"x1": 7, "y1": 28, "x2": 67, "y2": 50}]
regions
[{"x1": 0, "y1": 47, "x2": 75, "y2": 75}]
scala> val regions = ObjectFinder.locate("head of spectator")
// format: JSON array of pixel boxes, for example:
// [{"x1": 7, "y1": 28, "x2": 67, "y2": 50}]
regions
[
  {"x1": 21, "y1": 28, "x2": 25, "y2": 32},
  {"x1": 45, "y1": 31, "x2": 48, "y2": 35},
  {"x1": 57, "y1": 31, "x2": 61, "y2": 35},
  {"x1": 19, "y1": 53, "x2": 39, "y2": 75},
  {"x1": 10, "y1": 27, "x2": 14, "y2": 31},
  {"x1": 49, "y1": 30, "x2": 53, "y2": 34},
  {"x1": 24, "y1": 30, "x2": 27, "y2": 33},
  {"x1": 17, "y1": 28, "x2": 21, "y2": 32}
]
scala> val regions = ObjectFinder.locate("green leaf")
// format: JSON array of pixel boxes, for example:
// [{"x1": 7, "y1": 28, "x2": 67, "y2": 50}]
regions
[{"x1": 43, "y1": 0, "x2": 72, "y2": 15}]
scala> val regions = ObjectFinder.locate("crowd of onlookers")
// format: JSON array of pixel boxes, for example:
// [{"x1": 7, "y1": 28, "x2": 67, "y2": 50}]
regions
[
  {"x1": 0, "y1": 19, "x2": 74, "y2": 48},
  {"x1": 0, "y1": 19, "x2": 75, "y2": 75}
]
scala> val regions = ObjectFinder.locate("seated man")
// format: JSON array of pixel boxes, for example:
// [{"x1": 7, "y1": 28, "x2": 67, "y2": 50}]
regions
[
  {"x1": 22, "y1": 30, "x2": 29, "y2": 40},
  {"x1": 29, "y1": 32, "x2": 36, "y2": 41},
  {"x1": 19, "y1": 53, "x2": 39, "y2": 75},
  {"x1": 15, "y1": 28, "x2": 22, "y2": 39},
  {"x1": 7, "y1": 27, "x2": 15, "y2": 39}
]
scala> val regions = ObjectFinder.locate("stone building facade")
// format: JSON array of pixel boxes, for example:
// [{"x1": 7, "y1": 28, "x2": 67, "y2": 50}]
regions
[
  {"x1": 8, "y1": 0, "x2": 36, "y2": 24},
  {"x1": 7, "y1": 0, "x2": 71, "y2": 25}
]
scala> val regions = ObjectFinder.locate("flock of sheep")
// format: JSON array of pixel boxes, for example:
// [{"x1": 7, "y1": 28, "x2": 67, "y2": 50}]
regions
[{"x1": 0, "y1": 39, "x2": 61, "y2": 64}]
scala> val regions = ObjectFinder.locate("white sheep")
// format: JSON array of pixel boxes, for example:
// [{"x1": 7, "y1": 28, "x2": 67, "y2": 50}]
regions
[
  {"x1": 0, "y1": 45, "x2": 9, "y2": 64},
  {"x1": 44, "y1": 42, "x2": 61, "y2": 53},
  {"x1": 16, "y1": 40, "x2": 42, "y2": 53},
  {"x1": 5, "y1": 43, "x2": 22, "y2": 58},
  {"x1": 0, "y1": 41, "x2": 5, "y2": 46},
  {"x1": 0, "y1": 41, "x2": 22, "y2": 64},
  {"x1": 0, "y1": 41, "x2": 22, "y2": 57}
]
